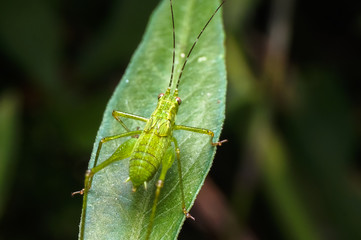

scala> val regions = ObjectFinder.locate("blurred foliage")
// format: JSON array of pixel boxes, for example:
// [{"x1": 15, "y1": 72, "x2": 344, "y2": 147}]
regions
[
  {"x1": 0, "y1": 91, "x2": 20, "y2": 219},
  {"x1": 0, "y1": 0, "x2": 360, "y2": 239}
]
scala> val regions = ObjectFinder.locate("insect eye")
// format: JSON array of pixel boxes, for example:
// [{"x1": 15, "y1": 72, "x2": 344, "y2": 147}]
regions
[
  {"x1": 176, "y1": 97, "x2": 182, "y2": 105},
  {"x1": 158, "y1": 93, "x2": 164, "y2": 99}
]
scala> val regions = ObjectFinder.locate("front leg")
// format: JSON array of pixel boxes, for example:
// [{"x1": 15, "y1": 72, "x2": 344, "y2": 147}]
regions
[
  {"x1": 112, "y1": 110, "x2": 148, "y2": 132},
  {"x1": 174, "y1": 125, "x2": 227, "y2": 146}
]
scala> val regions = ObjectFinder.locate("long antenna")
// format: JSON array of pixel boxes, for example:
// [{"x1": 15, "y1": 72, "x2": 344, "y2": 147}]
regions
[
  {"x1": 168, "y1": 0, "x2": 176, "y2": 88},
  {"x1": 175, "y1": 1, "x2": 225, "y2": 89}
]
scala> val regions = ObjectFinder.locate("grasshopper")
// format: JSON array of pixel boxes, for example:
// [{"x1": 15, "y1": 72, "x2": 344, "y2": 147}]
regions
[{"x1": 73, "y1": 0, "x2": 226, "y2": 239}]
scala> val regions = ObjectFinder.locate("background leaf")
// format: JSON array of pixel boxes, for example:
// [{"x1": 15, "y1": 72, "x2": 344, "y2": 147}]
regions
[{"x1": 81, "y1": 0, "x2": 226, "y2": 239}]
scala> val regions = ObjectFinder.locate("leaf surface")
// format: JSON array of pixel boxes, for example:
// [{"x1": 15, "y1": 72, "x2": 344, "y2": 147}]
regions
[{"x1": 82, "y1": 0, "x2": 226, "y2": 239}]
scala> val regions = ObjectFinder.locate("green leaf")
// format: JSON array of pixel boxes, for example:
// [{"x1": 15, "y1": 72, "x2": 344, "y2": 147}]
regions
[{"x1": 80, "y1": 0, "x2": 226, "y2": 239}]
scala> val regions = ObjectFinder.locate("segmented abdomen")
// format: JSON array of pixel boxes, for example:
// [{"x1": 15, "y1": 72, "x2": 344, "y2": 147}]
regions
[{"x1": 129, "y1": 131, "x2": 170, "y2": 188}]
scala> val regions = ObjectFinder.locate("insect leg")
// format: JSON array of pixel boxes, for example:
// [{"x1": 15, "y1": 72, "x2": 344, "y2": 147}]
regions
[
  {"x1": 112, "y1": 110, "x2": 148, "y2": 132},
  {"x1": 73, "y1": 130, "x2": 142, "y2": 195},
  {"x1": 172, "y1": 136, "x2": 195, "y2": 220},
  {"x1": 74, "y1": 133, "x2": 140, "y2": 240},
  {"x1": 174, "y1": 125, "x2": 227, "y2": 146},
  {"x1": 145, "y1": 145, "x2": 176, "y2": 240}
]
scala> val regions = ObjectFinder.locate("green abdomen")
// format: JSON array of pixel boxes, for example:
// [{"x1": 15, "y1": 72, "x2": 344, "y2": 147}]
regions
[{"x1": 129, "y1": 131, "x2": 170, "y2": 188}]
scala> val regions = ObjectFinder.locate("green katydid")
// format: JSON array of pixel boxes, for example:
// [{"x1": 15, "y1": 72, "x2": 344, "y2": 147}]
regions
[{"x1": 73, "y1": 0, "x2": 226, "y2": 239}]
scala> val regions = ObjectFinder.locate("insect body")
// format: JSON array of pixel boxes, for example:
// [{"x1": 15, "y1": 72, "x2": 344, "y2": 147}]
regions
[
  {"x1": 73, "y1": 0, "x2": 226, "y2": 239},
  {"x1": 129, "y1": 88, "x2": 180, "y2": 190}
]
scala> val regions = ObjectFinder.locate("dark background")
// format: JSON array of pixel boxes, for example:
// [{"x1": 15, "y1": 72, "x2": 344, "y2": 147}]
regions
[{"x1": 0, "y1": 0, "x2": 360, "y2": 239}]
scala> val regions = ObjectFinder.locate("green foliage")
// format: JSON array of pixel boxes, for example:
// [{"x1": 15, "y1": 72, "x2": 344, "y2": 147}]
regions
[
  {"x1": 82, "y1": 0, "x2": 226, "y2": 239},
  {"x1": 0, "y1": 91, "x2": 20, "y2": 218}
]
